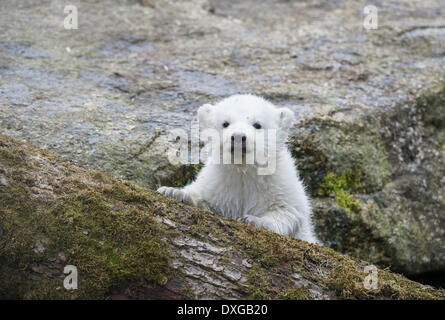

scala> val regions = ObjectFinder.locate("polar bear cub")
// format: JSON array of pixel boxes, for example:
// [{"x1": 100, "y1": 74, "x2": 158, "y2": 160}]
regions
[{"x1": 157, "y1": 94, "x2": 319, "y2": 244}]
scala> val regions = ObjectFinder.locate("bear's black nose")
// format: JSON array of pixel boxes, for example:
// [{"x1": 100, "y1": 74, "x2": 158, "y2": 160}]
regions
[{"x1": 231, "y1": 133, "x2": 246, "y2": 142}]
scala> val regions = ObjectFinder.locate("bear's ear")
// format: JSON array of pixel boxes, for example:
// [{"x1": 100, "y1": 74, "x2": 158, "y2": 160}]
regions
[
  {"x1": 277, "y1": 107, "x2": 295, "y2": 129},
  {"x1": 198, "y1": 103, "x2": 213, "y2": 128}
]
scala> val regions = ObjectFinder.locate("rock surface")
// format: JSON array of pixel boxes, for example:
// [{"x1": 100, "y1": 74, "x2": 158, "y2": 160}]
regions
[
  {"x1": 0, "y1": 0, "x2": 444, "y2": 278},
  {"x1": 1, "y1": 134, "x2": 444, "y2": 299}
]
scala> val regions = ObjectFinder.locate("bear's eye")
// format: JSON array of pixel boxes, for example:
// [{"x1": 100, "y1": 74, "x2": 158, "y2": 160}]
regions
[
  {"x1": 253, "y1": 122, "x2": 262, "y2": 129},
  {"x1": 222, "y1": 121, "x2": 230, "y2": 128}
]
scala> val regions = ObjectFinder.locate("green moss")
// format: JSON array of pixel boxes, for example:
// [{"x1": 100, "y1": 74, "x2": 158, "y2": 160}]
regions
[
  {"x1": 318, "y1": 169, "x2": 361, "y2": 194},
  {"x1": 0, "y1": 208, "x2": 36, "y2": 266},
  {"x1": 233, "y1": 216, "x2": 445, "y2": 299},
  {"x1": 334, "y1": 190, "x2": 361, "y2": 214},
  {"x1": 0, "y1": 147, "x2": 23, "y2": 166},
  {"x1": 1, "y1": 187, "x2": 172, "y2": 299},
  {"x1": 46, "y1": 190, "x2": 170, "y2": 289},
  {"x1": 276, "y1": 287, "x2": 310, "y2": 300},
  {"x1": 102, "y1": 183, "x2": 153, "y2": 206},
  {"x1": 182, "y1": 286, "x2": 196, "y2": 299},
  {"x1": 418, "y1": 83, "x2": 445, "y2": 129},
  {"x1": 317, "y1": 170, "x2": 362, "y2": 214},
  {"x1": 0, "y1": 138, "x2": 172, "y2": 298},
  {"x1": 90, "y1": 170, "x2": 108, "y2": 183},
  {"x1": 160, "y1": 163, "x2": 204, "y2": 188},
  {"x1": 246, "y1": 266, "x2": 273, "y2": 299},
  {"x1": 0, "y1": 266, "x2": 31, "y2": 299},
  {"x1": 326, "y1": 258, "x2": 444, "y2": 300},
  {"x1": 289, "y1": 133, "x2": 328, "y2": 193}
]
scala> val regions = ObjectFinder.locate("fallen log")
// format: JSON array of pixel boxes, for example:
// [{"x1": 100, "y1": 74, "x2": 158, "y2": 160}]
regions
[{"x1": 0, "y1": 134, "x2": 443, "y2": 299}]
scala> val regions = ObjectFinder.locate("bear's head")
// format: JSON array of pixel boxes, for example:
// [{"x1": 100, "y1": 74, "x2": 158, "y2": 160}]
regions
[{"x1": 197, "y1": 94, "x2": 295, "y2": 165}]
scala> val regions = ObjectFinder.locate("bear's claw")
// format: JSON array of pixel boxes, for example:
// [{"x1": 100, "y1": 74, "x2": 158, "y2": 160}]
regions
[
  {"x1": 239, "y1": 215, "x2": 263, "y2": 229},
  {"x1": 157, "y1": 186, "x2": 192, "y2": 204}
]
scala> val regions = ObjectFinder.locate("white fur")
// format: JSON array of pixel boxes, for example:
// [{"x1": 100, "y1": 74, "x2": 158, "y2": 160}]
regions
[{"x1": 157, "y1": 94, "x2": 319, "y2": 244}]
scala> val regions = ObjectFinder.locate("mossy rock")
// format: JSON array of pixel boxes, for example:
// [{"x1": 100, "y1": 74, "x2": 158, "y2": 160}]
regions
[
  {"x1": 288, "y1": 84, "x2": 445, "y2": 277},
  {"x1": 290, "y1": 117, "x2": 391, "y2": 195}
]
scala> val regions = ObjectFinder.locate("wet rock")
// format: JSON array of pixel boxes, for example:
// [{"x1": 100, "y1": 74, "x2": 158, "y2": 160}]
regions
[
  {"x1": 80, "y1": 71, "x2": 131, "y2": 93},
  {"x1": 0, "y1": 42, "x2": 50, "y2": 59},
  {"x1": 99, "y1": 37, "x2": 155, "y2": 58},
  {"x1": 0, "y1": 83, "x2": 32, "y2": 106},
  {"x1": 175, "y1": 70, "x2": 238, "y2": 97}
]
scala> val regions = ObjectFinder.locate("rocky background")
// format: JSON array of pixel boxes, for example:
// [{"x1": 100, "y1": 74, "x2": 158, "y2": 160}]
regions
[{"x1": 0, "y1": 0, "x2": 444, "y2": 290}]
